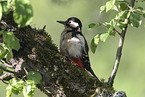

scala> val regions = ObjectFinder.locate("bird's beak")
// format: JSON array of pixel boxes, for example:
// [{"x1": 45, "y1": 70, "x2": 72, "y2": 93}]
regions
[{"x1": 57, "y1": 21, "x2": 65, "y2": 25}]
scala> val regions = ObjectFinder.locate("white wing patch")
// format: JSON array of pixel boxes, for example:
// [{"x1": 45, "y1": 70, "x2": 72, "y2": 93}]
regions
[{"x1": 67, "y1": 37, "x2": 82, "y2": 58}]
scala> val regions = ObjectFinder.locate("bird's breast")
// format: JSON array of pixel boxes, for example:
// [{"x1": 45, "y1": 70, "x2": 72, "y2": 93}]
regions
[{"x1": 67, "y1": 37, "x2": 83, "y2": 58}]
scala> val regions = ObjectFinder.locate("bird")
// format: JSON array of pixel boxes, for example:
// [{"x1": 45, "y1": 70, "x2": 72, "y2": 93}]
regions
[{"x1": 57, "y1": 17, "x2": 98, "y2": 79}]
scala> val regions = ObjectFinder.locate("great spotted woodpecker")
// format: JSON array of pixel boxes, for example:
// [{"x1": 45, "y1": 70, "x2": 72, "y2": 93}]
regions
[{"x1": 57, "y1": 17, "x2": 98, "y2": 79}]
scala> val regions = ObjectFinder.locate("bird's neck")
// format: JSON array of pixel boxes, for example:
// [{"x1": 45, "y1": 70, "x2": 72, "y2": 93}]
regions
[{"x1": 65, "y1": 26, "x2": 81, "y2": 32}]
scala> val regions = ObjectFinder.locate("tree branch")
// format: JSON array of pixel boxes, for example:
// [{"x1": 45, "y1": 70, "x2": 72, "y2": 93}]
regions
[
  {"x1": 108, "y1": 0, "x2": 136, "y2": 86},
  {"x1": 113, "y1": 29, "x2": 121, "y2": 36},
  {"x1": 108, "y1": 25, "x2": 128, "y2": 86},
  {"x1": 0, "y1": 66, "x2": 18, "y2": 75},
  {"x1": 130, "y1": 0, "x2": 135, "y2": 7}
]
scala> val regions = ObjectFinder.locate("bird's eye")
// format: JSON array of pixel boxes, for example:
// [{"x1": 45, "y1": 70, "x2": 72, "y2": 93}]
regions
[{"x1": 68, "y1": 21, "x2": 71, "y2": 24}]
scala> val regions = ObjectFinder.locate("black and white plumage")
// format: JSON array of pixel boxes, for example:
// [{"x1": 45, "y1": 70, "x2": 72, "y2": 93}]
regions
[{"x1": 57, "y1": 17, "x2": 98, "y2": 79}]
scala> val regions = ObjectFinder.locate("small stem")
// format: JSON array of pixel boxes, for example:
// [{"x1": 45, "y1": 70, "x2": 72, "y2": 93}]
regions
[
  {"x1": 0, "y1": 66, "x2": 18, "y2": 75},
  {"x1": 113, "y1": 29, "x2": 121, "y2": 36},
  {"x1": 130, "y1": 0, "x2": 135, "y2": 7},
  {"x1": 108, "y1": 26, "x2": 128, "y2": 86}
]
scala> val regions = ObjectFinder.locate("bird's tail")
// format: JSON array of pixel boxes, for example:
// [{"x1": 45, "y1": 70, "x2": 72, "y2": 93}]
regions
[
  {"x1": 81, "y1": 56, "x2": 99, "y2": 80},
  {"x1": 70, "y1": 57, "x2": 99, "y2": 80},
  {"x1": 86, "y1": 67, "x2": 99, "y2": 80}
]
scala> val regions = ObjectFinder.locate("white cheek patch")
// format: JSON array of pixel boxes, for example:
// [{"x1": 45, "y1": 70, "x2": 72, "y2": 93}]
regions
[{"x1": 70, "y1": 21, "x2": 79, "y2": 28}]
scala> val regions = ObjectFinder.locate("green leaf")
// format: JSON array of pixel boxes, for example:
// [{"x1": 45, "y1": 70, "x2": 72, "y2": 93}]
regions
[
  {"x1": 88, "y1": 23, "x2": 96, "y2": 29},
  {"x1": 109, "y1": 30, "x2": 116, "y2": 36},
  {"x1": 0, "y1": 48, "x2": 8, "y2": 60},
  {"x1": 100, "y1": 33, "x2": 109, "y2": 42},
  {"x1": 143, "y1": 13, "x2": 145, "y2": 18},
  {"x1": 142, "y1": 10, "x2": 145, "y2": 18},
  {"x1": 112, "y1": 5, "x2": 118, "y2": 12},
  {"x1": 2, "y1": 0, "x2": 11, "y2": 15},
  {"x1": 0, "y1": 43, "x2": 7, "y2": 59},
  {"x1": 6, "y1": 85, "x2": 12, "y2": 97},
  {"x1": 7, "y1": 0, "x2": 16, "y2": 8},
  {"x1": 135, "y1": 7, "x2": 144, "y2": 14},
  {"x1": 108, "y1": 25, "x2": 114, "y2": 33},
  {"x1": 0, "y1": 3, "x2": 2, "y2": 20},
  {"x1": 137, "y1": 7, "x2": 143, "y2": 10},
  {"x1": 26, "y1": 71, "x2": 42, "y2": 84},
  {"x1": 130, "y1": 13, "x2": 142, "y2": 28},
  {"x1": 0, "y1": 31, "x2": 3, "y2": 35},
  {"x1": 6, "y1": 48, "x2": 13, "y2": 61},
  {"x1": 106, "y1": 0, "x2": 116, "y2": 12},
  {"x1": 105, "y1": 20, "x2": 115, "y2": 31},
  {"x1": 3, "y1": 31, "x2": 20, "y2": 51},
  {"x1": 0, "y1": 70, "x2": 3, "y2": 76},
  {"x1": 100, "y1": 5, "x2": 106, "y2": 13},
  {"x1": 108, "y1": 19, "x2": 116, "y2": 28},
  {"x1": 127, "y1": 12, "x2": 131, "y2": 18},
  {"x1": 6, "y1": 78, "x2": 24, "y2": 96},
  {"x1": 119, "y1": 3, "x2": 128, "y2": 11},
  {"x1": 13, "y1": 0, "x2": 33, "y2": 27},
  {"x1": 106, "y1": 1, "x2": 112, "y2": 12},
  {"x1": 115, "y1": 11, "x2": 125, "y2": 20},
  {"x1": 91, "y1": 35, "x2": 99, "y2": 54},
  {"x1": 10, "y1": 78, "x2": 24, "y2": 95},
  {"x1": 0, "y1": 43, "x2": 13, "y2": 60},
  {"x1": 23, "y1": 80, "x2": 36, "y2": 97},
  {"x1": 88, "y1": 22, "x2": 102, "y2": 30}
]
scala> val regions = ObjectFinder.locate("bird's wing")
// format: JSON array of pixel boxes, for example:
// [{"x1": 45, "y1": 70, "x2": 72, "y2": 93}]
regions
[
  {"x1": 76, "y1": 33, "x2": 89, "y2": 55},
  {"x1": 76, "y1": 33, "x2": 98, "y2": 78}
]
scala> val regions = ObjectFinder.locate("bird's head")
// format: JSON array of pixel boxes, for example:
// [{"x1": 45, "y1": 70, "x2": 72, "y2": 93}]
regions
[{"x1": 57, "y1": 17, "x2": 82, "y2": 32}]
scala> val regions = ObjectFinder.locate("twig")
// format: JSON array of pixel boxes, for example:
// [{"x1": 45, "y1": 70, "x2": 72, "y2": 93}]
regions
[
  {"x1": 108, "y1": 25, "x2": 128, "y2": 86},
  {"x1": 108, "y1": 0, "x2": 136, "y2": 86},
  {"x1": 130, "y1": 0, "x2": 135, "y2": 7},
  {"x1": 0, "y1": 73, "x2": 14, "y2": 81},
  {"x1": 1, "y1": 80, "x2": 9, "y2": 84},
  {"x1": 0, "y1": 66, "x2": 18, "y2": 75},
  {"x1": 113, "y1": 29, "x2": 121, "y2": 36}
]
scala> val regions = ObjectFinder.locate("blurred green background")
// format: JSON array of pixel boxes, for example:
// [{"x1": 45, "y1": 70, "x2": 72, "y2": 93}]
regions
[{"x1": 1, "y1": 0, "x2": 145, "y2": 97}]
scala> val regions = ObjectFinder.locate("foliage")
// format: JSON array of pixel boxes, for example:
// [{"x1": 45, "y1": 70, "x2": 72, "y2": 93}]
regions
[
  {"x1": 6, "y1": 78, "x2": 24, "y2": 97},
  {"x1": 6, "y1": 71, "x2": 42, "y2": 97},
  {"x1": 0, "y1": 0, "x2": 33, "y2": 69},
  {"x1": 6, "y1": 0, "x2": 33, "y2": 27},
  {"x1": 6, "y1": 78, "x2": 37, "y2": 97},
  {"x1": 89, "y1": 0, "x2": 145, "y2": 53},
  {"x1": 0, "y1": 0, "x2": 33, "y2": 61},
  {"x1": 0, "y1": 0, "x2": 40, "y2": 97},
  {"x1": 26, "y1": 71, "x2": 42, "y2": 84}
]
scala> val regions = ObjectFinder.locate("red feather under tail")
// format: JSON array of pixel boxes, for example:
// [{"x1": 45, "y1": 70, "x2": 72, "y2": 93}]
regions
[{"x1": 70, "y1": 58, "x2": 85, "y2": 69}]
